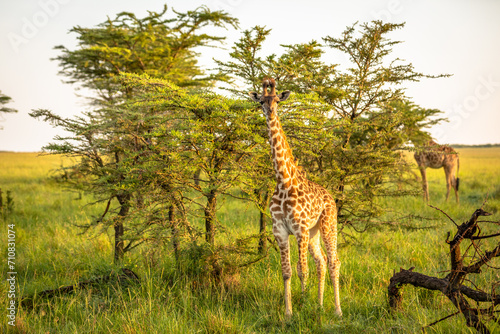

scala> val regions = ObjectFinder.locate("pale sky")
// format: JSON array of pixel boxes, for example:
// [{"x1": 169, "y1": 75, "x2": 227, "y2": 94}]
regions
[{"x1": 1, "y1": 0, "x2": 499, "y2": 151}]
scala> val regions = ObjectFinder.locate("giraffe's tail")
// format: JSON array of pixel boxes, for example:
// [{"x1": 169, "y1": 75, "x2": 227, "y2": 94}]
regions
[{"x1": 456, "y1": 157, "x2": 460, "y2": 191}]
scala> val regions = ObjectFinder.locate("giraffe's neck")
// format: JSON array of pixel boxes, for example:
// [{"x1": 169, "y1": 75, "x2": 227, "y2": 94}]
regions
[{"x1": 266, "y1": 111, "x2": 298, "y2": 189}]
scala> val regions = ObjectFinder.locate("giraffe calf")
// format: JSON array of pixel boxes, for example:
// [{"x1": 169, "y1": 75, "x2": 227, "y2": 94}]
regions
[{"x1": 250, "y1": 79, "x2": 342, "y2": 318}]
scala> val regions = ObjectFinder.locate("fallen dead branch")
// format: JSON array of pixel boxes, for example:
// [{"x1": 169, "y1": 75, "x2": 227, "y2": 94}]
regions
[
  {"x1": 20, "y1": 268, "x2": 140, "y2": 309},
  {"x1": 388, "y1": 207, "x2": 500, "y2": 333}
]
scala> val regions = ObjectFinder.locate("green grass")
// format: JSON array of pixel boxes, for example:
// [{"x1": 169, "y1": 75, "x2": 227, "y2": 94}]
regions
[{"x1": 1, "y1": 148, "x2": 500, "y2": 333}]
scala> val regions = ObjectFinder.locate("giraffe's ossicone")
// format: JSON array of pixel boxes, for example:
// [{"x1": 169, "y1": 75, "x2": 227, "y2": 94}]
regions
[{"x1": 249, "y1": 78, "x2": 342, "y2": 318}]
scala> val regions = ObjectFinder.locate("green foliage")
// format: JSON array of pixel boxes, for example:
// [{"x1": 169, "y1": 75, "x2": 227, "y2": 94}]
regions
[
  {"x1": 322, "y1": 22, "x2": 419, "y2": 116},
  {"x1": 318, "y1": 22, "x2": 447, "y2": 226},
  {"x1": 216, "y1": 26, "x2": 337, "y2": 97},
  {"x1": 53, "y1": 4, "x2": 239, "y2": 103},
  {"x1": 116, "y1": 73, "x2": 267, "y2": 253},
  {"x1": 215, "y1": 26, "x2": 271, "y2": 95}
]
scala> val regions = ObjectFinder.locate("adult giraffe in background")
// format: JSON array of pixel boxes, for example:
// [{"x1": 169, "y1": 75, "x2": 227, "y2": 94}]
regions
[
  {"x1": 249, "y1": 79, "x2": 342, "y2": 318},
  {"x1": 414, "y1": 140, "x2": 460, "y2": 203}
]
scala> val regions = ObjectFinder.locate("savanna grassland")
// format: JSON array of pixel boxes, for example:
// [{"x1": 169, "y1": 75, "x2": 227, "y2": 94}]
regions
[{"x1": 2, "y1": 148, "x2": 500, "y2": 334}]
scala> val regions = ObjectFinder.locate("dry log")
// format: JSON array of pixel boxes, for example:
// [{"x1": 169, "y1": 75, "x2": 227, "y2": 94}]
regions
[
  {"x1": 20, "y1": 268, "x2": 139, "y2": 308},
  {"x1": 388, "y1": 208, "x2": 497, "y2": 334}
]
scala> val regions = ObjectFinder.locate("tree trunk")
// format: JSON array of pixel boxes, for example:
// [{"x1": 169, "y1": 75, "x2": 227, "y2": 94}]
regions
[
  {"x1": 335, "y1": 183, "x2": 345, "y2": 217},
  {"x1": 258, "y1": 209, "x2": 267, "y2": 254},
  {"x1": 114, "y1": 194, "x2": 131, "y2": 263},
  {"x1": 204, "y1": 189, "x2": 217, "y2": 245},
  {"x1": 256, "y1": 189, "x2": 270, "y2": 254},
  {"x1": 114, "y1": 222, "x2": 124, "y2": 263},
  {"x1": 193, "y1": 168, "x2": 202, "y2": 186}
]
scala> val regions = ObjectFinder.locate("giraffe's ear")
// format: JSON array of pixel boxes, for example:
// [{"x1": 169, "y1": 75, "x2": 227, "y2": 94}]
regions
[
  {"x1": 278, "y1": 91, "x2": 291, "y2": 102},
  {"x1": 249, "y1": 92, "x2": 261, "y2": 102}
]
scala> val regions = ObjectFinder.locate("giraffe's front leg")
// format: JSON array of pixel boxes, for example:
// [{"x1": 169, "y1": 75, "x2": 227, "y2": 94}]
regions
[
  {"x1": 308, "y1": 222, "x2": 326, "y2": 307},
  {"x1": 273, "y1": 223, "x2": 293, "y2": 317},
  {"x1": 418, "y1": 166, "x2": 429, "y2": 202}
]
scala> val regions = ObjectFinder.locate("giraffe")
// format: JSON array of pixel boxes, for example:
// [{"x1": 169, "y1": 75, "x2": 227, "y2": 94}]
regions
[
  {"x1": 414, "y1": 140, "x2": 460, "y2": 203},
  {"x1": 249, "y1": 79, "x2": 342, "y2": 318}
]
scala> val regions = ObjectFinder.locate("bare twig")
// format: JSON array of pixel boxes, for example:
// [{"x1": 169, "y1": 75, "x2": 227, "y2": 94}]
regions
[
  {"x1": 472, "y1": 232, "x2": 500, "y2": 240},
  {"x1": 428, "y1": 204, "x2": 458, "y2": 227},
  {"x1": 422, "y1": 311, "x2": 461, "y2": 330},
  {"x1": 97, "y1": 196, "x2": 114, "y2": 223}
]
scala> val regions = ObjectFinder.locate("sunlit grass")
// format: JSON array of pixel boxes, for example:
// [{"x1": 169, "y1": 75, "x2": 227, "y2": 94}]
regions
[{"x1": 1, "y1": 148, "x2": 499, "y2": 333}]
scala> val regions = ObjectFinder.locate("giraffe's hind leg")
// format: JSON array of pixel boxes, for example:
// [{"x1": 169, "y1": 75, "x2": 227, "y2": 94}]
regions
[
  {"x1": 319, "y1": 207, "x2": 342, "y2": 316},
  {"x1": 308, "y1": 221, "x2": 327, "y2": 307},
  {"x1": 454, "y1": 177, "x2": 459, "y2": 203},
  {"x1": 449, "y1": 164, "x2": 460, "y2": 203},
  {"x1": 444, "y1": 166, "x2": 456, "y2": 202}
]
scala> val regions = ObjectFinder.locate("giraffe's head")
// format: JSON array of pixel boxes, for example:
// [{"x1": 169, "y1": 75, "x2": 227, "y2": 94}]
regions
[{"x1": 249, "y1": 78, "x2": 290, "y2": 116}]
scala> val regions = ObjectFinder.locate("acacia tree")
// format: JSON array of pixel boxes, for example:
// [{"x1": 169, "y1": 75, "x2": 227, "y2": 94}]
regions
[
  {"x1": 106, "y1": 73, "x2": 271, "y2": 278},
  {"x1": 216, "y1": 21, "x2": 446, "y2": 231},
  {"x1": 31, "y1": 5, "x2": 239, "y2": 263},
  {"x1": 318, "y1": 21, "x2": 446, "y2": 227},
  {"x1": 54, "y1": 5, "x2": 238, "y2": 103},
  {"x1": 119, "y1": 74, "x2": 260, "y2": 240}
]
